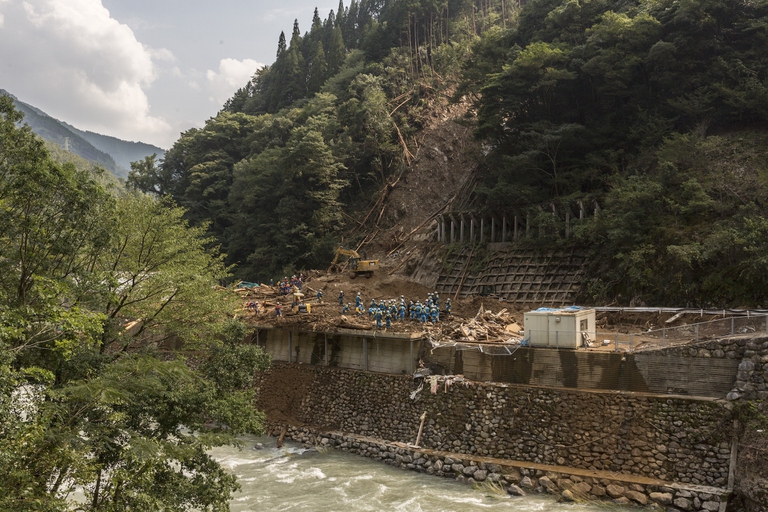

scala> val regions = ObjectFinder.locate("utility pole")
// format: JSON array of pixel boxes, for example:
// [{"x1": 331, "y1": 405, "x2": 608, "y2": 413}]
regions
[{"x1": 63, "y1": 137, "x2": 70, "y2": 152}]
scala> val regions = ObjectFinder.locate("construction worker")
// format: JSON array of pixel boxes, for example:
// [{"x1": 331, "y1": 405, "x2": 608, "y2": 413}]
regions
[
  {"x1": 430, "y1": 304, "x2": 439, "y2": 323},
  {"x1": 317, "y1": 289, "x2": 323, "y2": 303},
  {"x1": 398, "y1": 302, "x2": 406, "y2": 321},
  {"x1": 385, "y1": 309, "x2": 392, "y2": 329},
  {"x1": 445, "y1": 298, "x2": 452, "y2": 316},
  {"x1": 434, "y1": 292, "x2": 440, "y2": 308},
  {"x1": 356, "y1": 303, "x2": 364, "y2": 316},
  {"x1": 342, "y1": 303, "x2": 350, "y2": 314},
  {"x1": 275, "y1": 302, "x2": 282, "y2": 317},
  {"x1": 338, "y1": 290, "x2": 344, "y2": 305},
  {"x1": 375, "y1": 308, "x2": 383, "y2": 328},
  {"x1": 356, "y1": 292, "x2": 362, "y2": 309}
]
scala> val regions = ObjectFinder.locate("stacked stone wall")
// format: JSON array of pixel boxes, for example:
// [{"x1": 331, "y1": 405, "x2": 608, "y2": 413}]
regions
[
  {"x1": 281, "y1": 426, "x2": 726, "y2": 512},
  {"x1": 254, "y1": 363, "x2": 732, "y2": 487}
]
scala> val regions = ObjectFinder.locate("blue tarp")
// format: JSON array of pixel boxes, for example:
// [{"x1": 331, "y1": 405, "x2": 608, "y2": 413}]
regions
[
  {"x1": 236, "y1": 281, "x2": 260, "y2": 289},
  {"x1": 531, "y1": 306, "x2": 584, "y2": 312}
]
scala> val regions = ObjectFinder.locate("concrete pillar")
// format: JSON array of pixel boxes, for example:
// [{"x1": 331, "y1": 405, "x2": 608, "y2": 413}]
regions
[
  {"x1": 526, "y1": 214, "x2": 531, "y2": 238},
  {"x1": 440, "y1": 215, "x2": 446, "y2": 242},
  {"x1": 470, "y1": 216, "x2": 475, "y2": 242},
  {"x1": 502, "y1": 216, "x2": 507, "y2": 242},
  {"x1": 480, "y1": 218, "x2": 485, "y2": 243},
  {"x1": 450, "y1": 215, "x2": 455, "y2": 243},
  {"x1": 491, "y1": 217, "x2": 496, "y2": 243},
  {"x1": 514, "y1": 215, "x2": 519, "y2": 241},
  {"x1": 460, "y1": 214, "x2": 465, "y2": 243}
]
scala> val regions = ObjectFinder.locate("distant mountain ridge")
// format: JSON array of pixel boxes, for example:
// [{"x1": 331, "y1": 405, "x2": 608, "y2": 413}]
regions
[{"x1": 0, "y1": 89, "x2": 164, "y2": 179}]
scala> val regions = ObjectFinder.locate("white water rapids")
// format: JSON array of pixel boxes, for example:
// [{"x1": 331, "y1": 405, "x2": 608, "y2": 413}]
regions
[{"x1": 210, "y1": 435, "x2": 623, "y2": 511}]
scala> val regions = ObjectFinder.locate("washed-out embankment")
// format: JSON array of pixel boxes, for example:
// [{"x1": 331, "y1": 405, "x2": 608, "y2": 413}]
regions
[{"x1": 252, "y1": 334, "x2": 768, "y2": 512}]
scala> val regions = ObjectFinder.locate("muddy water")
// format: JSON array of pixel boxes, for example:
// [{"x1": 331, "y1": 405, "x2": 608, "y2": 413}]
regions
[{"x1": 210, "y1": 435, "x2": 621, "y2": 512}]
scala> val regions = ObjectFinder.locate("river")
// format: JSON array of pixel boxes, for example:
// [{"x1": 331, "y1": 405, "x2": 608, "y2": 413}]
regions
[{"x1": 210, "y1": 435, "x2": 622, "y2": 511}]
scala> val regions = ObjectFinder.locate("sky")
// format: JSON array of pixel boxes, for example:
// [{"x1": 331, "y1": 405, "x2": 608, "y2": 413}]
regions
[{"x1": 0, "y1": 0, "x2": 335, "y2": 149}]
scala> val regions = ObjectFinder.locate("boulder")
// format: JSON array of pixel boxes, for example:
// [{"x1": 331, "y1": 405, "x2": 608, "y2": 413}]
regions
[
  {"x1": 507, "y1": 484, "x2": 526, "y2": 497},
  {"x1": 649, "y1": 492, "x2": 673, "y2": 505},
  {"x1": 673, "y1": 497, "x2": 693, "y2": 511},
  {"x1": 538, "y1": 476, "x2": 558, "y2": 494},
  {"x1": 606, "y1": 484, "x2": 625, "y2": 499},
  {"x1": 625, "y1": 490, "x2": 648, "y2": 505}
]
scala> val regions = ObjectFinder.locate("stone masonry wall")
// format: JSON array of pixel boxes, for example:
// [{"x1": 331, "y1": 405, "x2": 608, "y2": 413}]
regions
[
  {"x1": 282, "y1": 426, "x2": 726, "y2": 512},
  {"x1": 254, "y1": 363, "x2": 732, "y2": 487}
]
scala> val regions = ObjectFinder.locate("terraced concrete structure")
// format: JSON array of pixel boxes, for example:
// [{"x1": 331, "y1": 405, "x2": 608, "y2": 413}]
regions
[{"x1": 253, "y1": 332, "x2": 768, "y2": 511}]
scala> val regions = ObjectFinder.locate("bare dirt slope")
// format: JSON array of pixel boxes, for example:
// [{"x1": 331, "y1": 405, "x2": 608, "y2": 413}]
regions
[{"x1": 358, "y1": 93, "x2": 480, "y2": 257}]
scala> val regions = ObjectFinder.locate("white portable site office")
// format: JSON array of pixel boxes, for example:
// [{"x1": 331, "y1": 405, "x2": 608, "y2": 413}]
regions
[{"x1": 524, "y1": 307, "x2": 596, "y2": 348}]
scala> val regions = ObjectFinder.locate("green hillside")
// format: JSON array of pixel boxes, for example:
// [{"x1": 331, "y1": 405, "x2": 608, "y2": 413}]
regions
[
  {"x1": 128, "y1": 0, "x2": 768, "y2": 306},
  {"x1": 0, "y1": 90, "x2": 164, "y2": 179}
]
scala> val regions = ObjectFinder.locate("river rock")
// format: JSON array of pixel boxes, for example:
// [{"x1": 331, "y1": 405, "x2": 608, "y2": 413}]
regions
[
  {"x1": 507, "y1": 485, "x2": 526, "y2": 497},
  {"x1": 625, "y1": 490, "x2": 648, "y2": 505},
  {"x1": 538, "y1": 476, "x2": 557, "y2": 493},
  {"x1": 606, "y1": 484, "x2": 625, "y2": 498},
  {"x1": 590, "y1": 484, "x2": 607, "y2": 497},
  {"x1": 674, "y1": 497, "x2": 693, "y2": 511},
  {"x1": 520, "y1": 476, "x2": 533, "y2": 488},
  {"x1": 650, "y1": 492, "x2": 673, "y2": 505},
  {"x1": 473, "y1": 469, "x2": 487, "y2": 481},
  {"x1": 560, "y1": 490, "x2": 575, "y2": 502},
  {"x1": 572, "y1": 482, "x2": 592, "y2": 495}
]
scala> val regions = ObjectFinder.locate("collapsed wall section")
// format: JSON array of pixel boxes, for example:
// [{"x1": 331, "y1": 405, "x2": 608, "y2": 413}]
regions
[{"x1": 254, "y1": 363, "x2": 732, "y2": 487}]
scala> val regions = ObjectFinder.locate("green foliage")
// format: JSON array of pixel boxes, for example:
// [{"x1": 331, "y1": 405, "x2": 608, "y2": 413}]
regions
[{"x1": 0, "y1": 100, "x2": 270, "y2": 510}]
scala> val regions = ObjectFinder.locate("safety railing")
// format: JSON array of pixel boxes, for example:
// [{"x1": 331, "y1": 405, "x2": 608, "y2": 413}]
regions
[{"x1": 524, "y1": 315, "x2": 768, "y2": 352}]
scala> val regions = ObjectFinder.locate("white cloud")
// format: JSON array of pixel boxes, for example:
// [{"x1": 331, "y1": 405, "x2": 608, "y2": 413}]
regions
[
  {"x1": 0, "y1": 0, "x2": 174, "y2": 146},
  {"x1": 206, "y1": 58, "x2": 264, "y2": 105}
]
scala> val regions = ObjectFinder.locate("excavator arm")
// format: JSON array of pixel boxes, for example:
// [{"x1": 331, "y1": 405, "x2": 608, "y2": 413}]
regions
[{"x1": 328, "y1": 247, "x2": 377, "y2": 278}]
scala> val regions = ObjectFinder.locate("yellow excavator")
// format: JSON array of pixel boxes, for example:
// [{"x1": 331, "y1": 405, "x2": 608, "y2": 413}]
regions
[{"x1": 328, "y1": 247, "x2": 379, "y2": 278}]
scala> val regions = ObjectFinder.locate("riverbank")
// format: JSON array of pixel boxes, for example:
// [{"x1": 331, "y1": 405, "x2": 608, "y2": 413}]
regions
[{"x1": 254, "y1": 362, "x2": 734, "y2": 511}]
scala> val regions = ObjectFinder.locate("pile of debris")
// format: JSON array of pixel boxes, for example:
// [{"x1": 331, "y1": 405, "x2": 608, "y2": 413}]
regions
[{"x1": 428, "y1": 305, "x2": 523, "y2": 347}]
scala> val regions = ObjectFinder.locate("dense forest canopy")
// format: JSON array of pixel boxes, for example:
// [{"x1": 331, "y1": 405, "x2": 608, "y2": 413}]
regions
[
  {"x1": 0, "y1": 96, "x2": 270, "y2": 510},
  {"x1": 128, "y1": 0, "x2": 768, "y2": 306}
]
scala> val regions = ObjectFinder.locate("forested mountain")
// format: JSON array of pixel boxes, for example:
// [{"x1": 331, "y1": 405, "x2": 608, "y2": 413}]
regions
[
  {"x1": 63, "y1": 122, "x2": 166, "y2": 175},
  {"x1": 129, "y1": 0, "x2": 768, "y2": 306},
  {"x1": 0, "y1": 89, "x2": 164, "y2": 179}
]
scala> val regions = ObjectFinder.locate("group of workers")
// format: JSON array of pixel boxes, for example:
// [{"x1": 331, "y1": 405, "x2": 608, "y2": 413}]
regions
[
  {"x1": 277, "y1": 275, "x2": 305, "y2": 295},
  {"x1": 335, "y1": 291, "x2": 452, "y2": 329}
]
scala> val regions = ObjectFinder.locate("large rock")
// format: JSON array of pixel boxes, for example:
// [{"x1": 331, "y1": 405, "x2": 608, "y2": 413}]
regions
[
  {"x1": 538, "y1": 476, "x2": 558, "y2": 493},
  {"x1": 625, "y1": 490, "x2": 648, "y2": 505},
  {"x1": 473, "y1": 469, "x2": 487, "y2": 481},
  {"x1": 520, "y1": 476, "x2": 533, "y2": 489},
  {"x1": 590, "y1": 485, "x2": 607, "y2": 497},
  {"x1": 673, "y1": 497, "x2": 693, "y2": 511},
  {"x1": 606, "y1": 484, "x2": 625, "y2": 499},
  {"x1": 560, "y1": 490, "x2": 576, "y2": 502},
  {"x1": 507, "y1": 484, "x2": 526, "y2": 497},
  {"x1": 701, "y1": 501, "x2": 720, "y2": 511},
  {"x1": 649, "y1": 492, "x2": 673, "y2": 505},
  {"x1": 572, "y1": 482, "x2": 592, "y2": 496}
]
